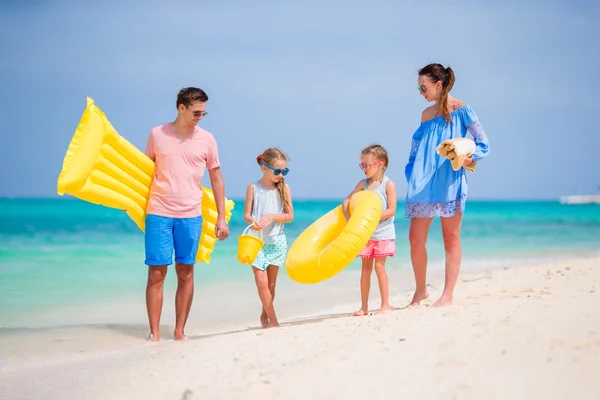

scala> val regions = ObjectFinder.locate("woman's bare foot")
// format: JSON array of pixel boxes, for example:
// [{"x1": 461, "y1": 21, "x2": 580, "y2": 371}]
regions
[
  {"x1": 409, "y1": 290, "x2": 430, "y2": 307},
  {"x1": 266, "y1": 320, "x2": 280, "y2": 328},
  {"x1": 375, "y1": 305, "x2": 391, "y2": 314},
  {"x1": 433, "y1": 294, "x2": 452, "y2": 307},
  {"x1": 353, "y1": 308, "x2": 369, "y2": 316},
  {"x1": 260, "y1": 312, "x2": 269, "y2": 328},
  {"x1": 174, "y1": 330, "x2": 188, "y2": 341}
]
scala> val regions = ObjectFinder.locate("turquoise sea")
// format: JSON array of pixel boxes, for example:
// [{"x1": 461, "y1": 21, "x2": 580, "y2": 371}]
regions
[{"x1": 0, "y1": 198, "x2": 599, "y2": 330}]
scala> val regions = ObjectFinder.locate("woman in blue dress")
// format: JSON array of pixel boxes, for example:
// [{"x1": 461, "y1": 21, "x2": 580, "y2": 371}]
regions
[{"x1": 405, "y1": 63, "x2": 489, "y2": 307}]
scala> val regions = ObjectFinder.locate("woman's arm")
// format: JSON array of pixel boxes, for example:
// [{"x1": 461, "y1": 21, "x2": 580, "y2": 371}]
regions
[{"x1": 467, "y1": 120, "x2": 489, "y2": 162}]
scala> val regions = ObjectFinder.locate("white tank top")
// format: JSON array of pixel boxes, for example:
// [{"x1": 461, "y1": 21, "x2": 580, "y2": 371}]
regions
[
  {"x1": 364, "y1": 175, "x2": 395, "y2": 241},
  {"x1": 251, "y1": 182, "x2": 284, "y2": 244}
]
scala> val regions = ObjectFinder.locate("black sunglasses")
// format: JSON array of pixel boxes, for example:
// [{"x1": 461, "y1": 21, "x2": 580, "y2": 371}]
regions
[{"x1": 186, "y1": 105, "x2": 208, "y2": 117}]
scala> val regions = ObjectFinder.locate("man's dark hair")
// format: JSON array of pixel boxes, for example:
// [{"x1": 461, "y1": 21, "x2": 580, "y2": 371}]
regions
[{"x1": 176, "y1": 87, "x2": 209, "y2": 108}]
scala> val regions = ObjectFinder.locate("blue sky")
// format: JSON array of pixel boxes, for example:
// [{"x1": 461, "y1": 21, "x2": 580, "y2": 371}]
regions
[{"x1": 1, "y1": 0, "x2": 598, "y2": 200}]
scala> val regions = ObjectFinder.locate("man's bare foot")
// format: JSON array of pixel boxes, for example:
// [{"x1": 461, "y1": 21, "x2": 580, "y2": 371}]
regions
[
  {"x1": 375, "y1": 305, "x2": 391, "y2": 314},
  {"x1": 409, "y1": 290, "x2": 430, "y2": 307},
  {"x1": 147, "y1": 332, "x2": 160, "y2": 342},
  {"x1": 260, "y1": 312, "x2": 269, "y2": 328},
  {"x1": 433, "y1": 295, "x2": 452, "y2": 307},
  {"x1": 266, "y1": 321, "x2": 280, "y2": 328},
  {"x1": 174, "y1": 330, "x2": 188, "y2": 341},
  {"x1": 353, "y1": 308, "x2": 369, "y2": 316}
]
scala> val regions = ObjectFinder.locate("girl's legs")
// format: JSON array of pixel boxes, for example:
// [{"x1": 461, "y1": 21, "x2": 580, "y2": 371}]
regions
[
  {"x1": 259, "y1": 310, "x2": 269, "y2": 329},
  {"x1": 253, "y1": 265, "x2": 280, "y2": 328},
  {"x1": 354, "y1": 258, "x2": 374, "y2": 316},
  {"x1": 374, "y1": 256, "x2": 391, "y2": 313},
  {"x1": 409, "y1": 217, "x2": 434, "y2": 306},
  {"x1": 260, "y1": 265, "x2": 280, "y2": 327},
  {"x1": 267, "y1": 265, "x2": 279, "y2": 302},
  {"x1": 435, "y1": 212, "x2": 463, "y2": 307}
]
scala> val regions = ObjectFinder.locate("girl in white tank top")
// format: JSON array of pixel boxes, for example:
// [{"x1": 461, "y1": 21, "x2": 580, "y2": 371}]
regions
[
  {"x1": 342, "y1": 145, "x2": 397, "y2": 316},
  {"x1": 243, "y1": 148, "x2": 294, "y2": 329}
]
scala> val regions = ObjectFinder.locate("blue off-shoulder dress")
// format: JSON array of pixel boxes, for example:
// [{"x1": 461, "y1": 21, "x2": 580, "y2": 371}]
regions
[{"x1": 404, "y1": 104, "x2": 489, "y2": 219}]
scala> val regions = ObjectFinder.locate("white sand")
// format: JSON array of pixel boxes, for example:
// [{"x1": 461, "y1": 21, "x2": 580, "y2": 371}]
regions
[{"x1": 1, "y1": 257, "x2": 599, "y2": 400}]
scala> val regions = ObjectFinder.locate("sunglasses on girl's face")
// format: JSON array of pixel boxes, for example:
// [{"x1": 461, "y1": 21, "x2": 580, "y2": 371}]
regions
[
  {"x1": 359, "y1": 161, "x2": 381, "y2": 171},
  {"x1": 262, "y1": 163, "x2": 289, "y2": 176}
]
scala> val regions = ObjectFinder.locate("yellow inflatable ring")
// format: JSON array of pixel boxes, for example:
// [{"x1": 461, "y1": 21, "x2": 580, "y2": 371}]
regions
[
  {"x1": 285, "y1": 190, "x2": 382, "y2": 284},
  {"x1": 57, "y1": 97, "x2": 234, "y2": 263}
]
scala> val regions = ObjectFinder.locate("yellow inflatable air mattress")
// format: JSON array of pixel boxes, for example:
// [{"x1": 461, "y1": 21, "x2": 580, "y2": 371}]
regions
[
  {"x1": 57, "y1": 97, "x2": 234, "y2": 263},
  {"x1": 286, "y1": 190, "x2": 382, "y2": 284}
]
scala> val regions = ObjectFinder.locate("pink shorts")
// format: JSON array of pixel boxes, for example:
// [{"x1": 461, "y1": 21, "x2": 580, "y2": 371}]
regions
[{"x1": 358, "y1": 239, "x2": 396, "y2": 258}]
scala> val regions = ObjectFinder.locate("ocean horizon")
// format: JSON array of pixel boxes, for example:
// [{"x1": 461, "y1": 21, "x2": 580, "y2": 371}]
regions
[{"x1": 1, "y1": 197, "x2": 599, "y2": 331}]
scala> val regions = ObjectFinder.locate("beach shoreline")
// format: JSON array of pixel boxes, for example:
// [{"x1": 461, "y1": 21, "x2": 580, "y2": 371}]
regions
[{"x1": 1, "y1": 255, "x2": 598, "y2": 399}]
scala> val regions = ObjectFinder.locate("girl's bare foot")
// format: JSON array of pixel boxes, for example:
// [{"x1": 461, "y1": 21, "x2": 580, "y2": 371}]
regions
[
  {"x1": 147, "y1": 332, "x2": 160, "y2": 342},
  {"x1": 353, "y1": 308, "x2": 369, "y2": 316},
  {"x1": 260, "y1": 312, "x2": 269, "y2": 328},
  {"x1": 409, "y1": 290, "x2": 430, "y2": 307},
  {"x1": 433, "y1": 294, "x2": 452, "y2": 307},
  {"x1": 266, "y1": 321, "x2": 280, "y2": 328},
  {"x1": 375, "y1": 305, "x2": 391, "y2": 314},
  {"x1": 174, "y1": 330, "x2": 188, "y2": 341}
]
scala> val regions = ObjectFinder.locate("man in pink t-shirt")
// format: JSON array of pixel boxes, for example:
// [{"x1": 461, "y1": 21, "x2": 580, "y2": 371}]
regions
[{"x1": 144, "y1": 87, "x2": 230, "y2": 342}]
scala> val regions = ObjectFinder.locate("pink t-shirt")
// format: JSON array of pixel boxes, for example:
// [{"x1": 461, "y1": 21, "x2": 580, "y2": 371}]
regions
[{"x1": 145, "y1": 123, "x2": 220, "y2": 218}]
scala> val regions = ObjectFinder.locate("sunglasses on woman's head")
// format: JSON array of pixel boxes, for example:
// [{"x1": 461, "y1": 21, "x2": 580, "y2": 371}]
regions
[
  {"x1": 262, "y1": 162, "x2": 289, "y2": 176},
  {"x1": 359, "y1": 161, "x2": 382, "y2": 170}
]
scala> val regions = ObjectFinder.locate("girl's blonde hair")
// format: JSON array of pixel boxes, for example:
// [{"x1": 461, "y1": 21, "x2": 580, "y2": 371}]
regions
[
  {"x1": 361, "y1": 144, "x2": 389, "y2": 172},
  {"x1": 257, "y1": 148, "x2": 292, "y2": 212}
]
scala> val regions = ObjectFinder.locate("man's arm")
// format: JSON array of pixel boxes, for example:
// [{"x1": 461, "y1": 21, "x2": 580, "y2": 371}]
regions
[
  {"x1": 208, "y1": 166, "x2": 229, "y2": 240},
  {"x1": 145, "y1": 131, "x2": 155, "y2": 161}
]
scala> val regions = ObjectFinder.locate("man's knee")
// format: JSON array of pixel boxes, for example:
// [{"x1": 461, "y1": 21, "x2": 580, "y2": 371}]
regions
[
  {"x1": 148, "y1": 267, "x2": 167, "y2": 286},
  {"x1": 176, "y1": 263, "x2": 194, "y2": 283}
]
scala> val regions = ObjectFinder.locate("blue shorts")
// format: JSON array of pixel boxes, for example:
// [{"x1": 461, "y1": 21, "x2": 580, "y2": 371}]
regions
[{"x1": 144, "y1": 214, "x2": 203, "y2": 266}]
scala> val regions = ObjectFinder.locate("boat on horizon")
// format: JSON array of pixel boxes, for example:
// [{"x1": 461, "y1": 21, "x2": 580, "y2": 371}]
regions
[{"x1": 560, "y1": 186, "x2": 600, "y2": 205}]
